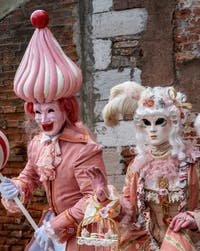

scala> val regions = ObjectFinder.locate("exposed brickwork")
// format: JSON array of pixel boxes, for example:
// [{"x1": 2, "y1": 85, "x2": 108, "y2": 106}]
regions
[
  {"x1": 174, "y1": 2, "x2": 200, "y2": 111},
  {"x1": 111, "y1": 35, "x2": 142, "y2": 70},
  {"x1": 0, "y1": 0, "x2": 79, "y2": 250},
  {"x1": 1, "y1": 0, "x2": 200, "y2": 250}
]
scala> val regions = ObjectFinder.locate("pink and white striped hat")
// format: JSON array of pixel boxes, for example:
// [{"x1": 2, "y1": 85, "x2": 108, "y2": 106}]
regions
[
  {"x1": 14, "y1": 10, "x2": 83, "y2": 103},
  {"x1": 0, "y1": 130, "x2": 9, "y2": 169}
]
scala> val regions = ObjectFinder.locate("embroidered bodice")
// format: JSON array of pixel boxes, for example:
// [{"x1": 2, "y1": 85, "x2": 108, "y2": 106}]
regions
[
  {"x1": 145, "y1": 186, "x2": 182, "y2": 205},
  {"x1": 144, "y1": 170, "x2": 182, "y2": 245},
  {"x1": 143, "y1": 154, "x2": 182, "y2": 205},
  {"x1": 130, "y1": 141, "x2": 200, "y2": 249}
]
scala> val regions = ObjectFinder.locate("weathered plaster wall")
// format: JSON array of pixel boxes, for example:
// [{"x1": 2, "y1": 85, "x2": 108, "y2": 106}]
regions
[
  {"x1": 0, "y1": 0, "x2": 30, "y2": 19},
  {"x1": 79, "y1": 0, "x2": 181, "y2": 191},
  {"x1": 80, "y1": 0, "x2": 148, "y2": 189},
  {"x1": 0, "y1": 0, "x2": 200, "y2": 250}
]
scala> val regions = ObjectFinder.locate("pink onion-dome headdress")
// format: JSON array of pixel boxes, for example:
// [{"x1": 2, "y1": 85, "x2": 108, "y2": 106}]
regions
[{"x1": 14, "y1": 10, "x2": 83, "y2": 103}]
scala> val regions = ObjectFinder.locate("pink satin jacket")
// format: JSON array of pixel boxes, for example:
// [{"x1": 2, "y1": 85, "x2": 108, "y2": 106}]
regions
[{"x1": 9, "y1": 124, "x2": 106, "y2": 250}]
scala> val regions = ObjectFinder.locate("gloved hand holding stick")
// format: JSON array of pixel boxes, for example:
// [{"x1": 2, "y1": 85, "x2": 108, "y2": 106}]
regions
[
  {"x1": 0, "y1": 130, "x2": 54, "y2": 251},
  {"x1": 0, "y1": 130, "x2": 38, "y2": 230}
]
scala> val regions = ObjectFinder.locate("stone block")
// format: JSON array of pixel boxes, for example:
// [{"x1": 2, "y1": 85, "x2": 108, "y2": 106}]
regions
[
  {"x1": 93, "y1": 0, "x2": 113, "y2": 13},
  {"x1": 95, "y1": 121, "x2": 136, "y2": 147},
  {"x1": 94, "y1": 68, "x2": 132, "y2": 100},
  {"x1": 93, "y1": 39, "x2": 112, "y2": 70},
  {"x1": 92, "y1": 9, "x2": 147, "y2": 38},
  {"x1": 102, "y1": 147, "x2": 123, "y2": 175},
  {"x1": 94, "y1": 100, "x2": 106, "y2": 122},
  {"x1": 133, "y1": 67, "x2": 142, "y2": 83}
]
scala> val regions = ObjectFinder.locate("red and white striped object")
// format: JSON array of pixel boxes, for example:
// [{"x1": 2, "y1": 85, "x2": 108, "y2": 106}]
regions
[{"x1": 0, "y1": 130, "x2": 9, "y2": 169}]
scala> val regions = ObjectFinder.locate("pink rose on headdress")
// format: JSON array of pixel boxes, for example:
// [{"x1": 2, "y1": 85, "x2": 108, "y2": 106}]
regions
[{"x1": 143, "y1": 99, "x2": 155, "y2": 107}]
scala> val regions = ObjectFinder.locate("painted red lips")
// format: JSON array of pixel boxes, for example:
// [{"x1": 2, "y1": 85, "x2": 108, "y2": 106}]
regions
[{"x1": 42, "y1": 123, "x2": 53, "y2": 131}]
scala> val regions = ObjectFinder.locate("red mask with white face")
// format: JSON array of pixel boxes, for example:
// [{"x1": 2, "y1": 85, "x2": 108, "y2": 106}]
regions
[{"x1": 34, "y1": 101, "x2": 66, "y2": 137}]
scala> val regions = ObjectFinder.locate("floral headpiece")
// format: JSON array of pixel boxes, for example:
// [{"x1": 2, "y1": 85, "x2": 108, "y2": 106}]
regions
[
  {"x1": 138, "y1": 87, "x2": 191, "y2": 111},
  {"x1": 103, "y1": 82, "x2": 192, "y2": 127},
  {"x1": 14, "y1": 10, "x2": 82, "y2": 103}
]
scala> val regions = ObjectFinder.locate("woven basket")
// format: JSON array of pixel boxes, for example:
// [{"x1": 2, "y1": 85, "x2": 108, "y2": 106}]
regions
[{"x1": 77, "y1": 216, "x2": 120, "y2": 250}]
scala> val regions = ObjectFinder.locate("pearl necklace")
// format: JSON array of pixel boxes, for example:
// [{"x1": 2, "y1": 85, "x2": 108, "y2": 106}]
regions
[{"x1": 150, "y1": 142, "x2": 171, "y2": 159}]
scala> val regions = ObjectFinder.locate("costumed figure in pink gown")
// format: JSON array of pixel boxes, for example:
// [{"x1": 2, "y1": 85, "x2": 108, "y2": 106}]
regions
[
  {"x1": 0, "y1": 10, "x2": 107, "y2": 251},
  {"x1": 86, "y1": 81, "x2": 200, "y2": 250}
]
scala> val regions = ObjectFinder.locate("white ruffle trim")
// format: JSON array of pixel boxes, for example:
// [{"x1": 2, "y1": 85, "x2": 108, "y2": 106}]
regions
[
  {"x1": 145, "y1": 190, "x2": 182, "y2": 204},
  {"x1": 77, "y1": 236, "x2": 118, "y2": 246},
  {"x1": 44, "y1": 221, "x2": 60, "y2": 242}
]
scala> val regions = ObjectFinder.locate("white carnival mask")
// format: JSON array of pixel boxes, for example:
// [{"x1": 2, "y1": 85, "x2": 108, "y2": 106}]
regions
[
  {"x1": 34, "y1": 101, "x2": 66, "y2": 137},
  {"x1": 141, "y1": 115, "x2": 171, "y2": 146}
]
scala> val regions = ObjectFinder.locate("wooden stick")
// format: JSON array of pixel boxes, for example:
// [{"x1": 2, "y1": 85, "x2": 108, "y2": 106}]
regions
[{"x1": 0, "y1": 173, "x2": 54, "y2": 251}]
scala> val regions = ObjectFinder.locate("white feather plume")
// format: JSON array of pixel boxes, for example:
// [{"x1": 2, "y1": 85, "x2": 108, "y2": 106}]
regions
[
  {"x1": 102, "y1": 81, "x2": 145, "y2": 127},
  {"x1": 194, "y1": 113, "x2": 200, "y2": 136}
]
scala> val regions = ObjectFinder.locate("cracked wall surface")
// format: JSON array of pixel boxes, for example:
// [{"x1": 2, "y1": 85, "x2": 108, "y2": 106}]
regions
[{"x1": 0, "y1": 0, "x2": 200, "y2": 249}]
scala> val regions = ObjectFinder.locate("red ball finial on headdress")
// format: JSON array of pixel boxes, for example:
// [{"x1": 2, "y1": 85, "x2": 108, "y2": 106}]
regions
[
  {"x1": 14, "y1": 9, "x2": 83, "y2": 103},
  {"x1": 30, "y1": 10, "x2": 49, "y2": 29}
]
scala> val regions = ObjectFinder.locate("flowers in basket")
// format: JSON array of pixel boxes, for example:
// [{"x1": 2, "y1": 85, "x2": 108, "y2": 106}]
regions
[{"x1": 77, "y1": 189, "x2": 121, "y2": 250}]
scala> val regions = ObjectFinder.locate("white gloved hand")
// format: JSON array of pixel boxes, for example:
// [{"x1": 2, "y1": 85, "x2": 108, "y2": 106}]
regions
[
  {"x1": 0, "y1": 177, "x2": 19, "y2": 200},
  {"x1": 34, "y1": 225, "x2": 54, "y2": 251}
]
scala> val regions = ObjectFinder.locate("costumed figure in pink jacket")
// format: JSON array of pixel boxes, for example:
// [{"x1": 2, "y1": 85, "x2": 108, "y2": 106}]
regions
[
  {"x1": 0, "y1": 10, "x2": 108, "y2": 251},
  {"x1": 86, "y1": 81, "x2": 200, "y2": 250}
]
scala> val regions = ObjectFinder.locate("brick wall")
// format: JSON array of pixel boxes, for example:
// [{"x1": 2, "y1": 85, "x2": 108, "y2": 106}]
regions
[
  {"x1": 0, "y1": 1, "x2": 80, "y2": 250},
  {"x1": 174, "y1": 0, "x2": 200, "y2": 111},
  {"x1": 1, "y1": 0, "x2": 200, "y2": 250}
]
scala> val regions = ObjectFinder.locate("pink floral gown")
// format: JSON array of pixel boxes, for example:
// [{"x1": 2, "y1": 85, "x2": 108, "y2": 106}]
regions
[{"x1": 120, "y1": 142, "x2": 200, "y2": 251}]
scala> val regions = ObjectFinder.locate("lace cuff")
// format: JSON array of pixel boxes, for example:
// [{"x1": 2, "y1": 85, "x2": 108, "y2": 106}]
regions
[
  {"x1": 188, "y1": 211, "x2": 200, "y2": 232},
  {"x1": 44, "y1": 221, "x2": 60, "y2": 242}
]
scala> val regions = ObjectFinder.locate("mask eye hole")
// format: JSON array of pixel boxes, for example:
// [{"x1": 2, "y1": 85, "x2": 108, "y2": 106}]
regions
[
  {"x1": 142, "y1": 119, "x2": 151, "y2": 126},
  {"x1": 48, "y1": 109, "x2": 55, "y2": 113},
  {"x1": 155, "y1": 118, "x2": 166, "y2": 126},
  {"x1": 35, "y1": 110, "x2": 41, "y2": 114}
]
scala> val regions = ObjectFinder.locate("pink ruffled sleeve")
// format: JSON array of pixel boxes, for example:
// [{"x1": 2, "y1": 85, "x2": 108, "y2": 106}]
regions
[{"x1": 12, "y1": 140, "x2": 42, "y2": 203}]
